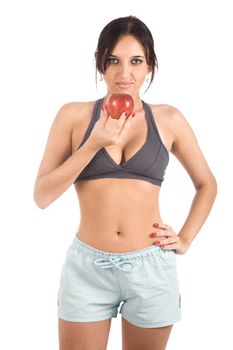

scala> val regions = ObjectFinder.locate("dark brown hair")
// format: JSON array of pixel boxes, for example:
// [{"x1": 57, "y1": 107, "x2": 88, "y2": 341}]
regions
[{"x1": 95, "y1": 16, "x2": 158, "y2": 91}]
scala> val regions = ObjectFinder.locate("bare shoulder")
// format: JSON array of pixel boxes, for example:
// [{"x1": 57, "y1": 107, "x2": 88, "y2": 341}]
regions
[
  {"x1": 149, "y1": 103, "x2": 194, "y2": 141},
  {"x1": 67, "y1": 100, "x2": 97, "y2": 152},
  {"x1": 150, "y1": 103, "x2": 187, "y2": 126},
  {"x1": 147, "y1": 103, "x2": 187, "y2": 152},
  {"x1": 34, "y1": 100, "x2": 96, "y2": 181},
  {"x1": 56, "y1": 100, "x2": 96, "y2": 127},
  {"x1": 54, "y1": 100, "x2": 96, "y2": 146},
  {"x1": 150, "y1": 103, "x2": 215, "y2": 188}
]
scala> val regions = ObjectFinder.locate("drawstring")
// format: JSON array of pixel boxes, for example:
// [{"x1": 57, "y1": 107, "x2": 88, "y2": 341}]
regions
[{"x1": 94, "y1": 256, "x2": 136, "y2": 271}]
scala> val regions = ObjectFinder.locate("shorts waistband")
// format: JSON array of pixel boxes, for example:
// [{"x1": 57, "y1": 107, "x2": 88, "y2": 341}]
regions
[{"x1": 72, "y1": 235, "x2": 160, "y2": 272}]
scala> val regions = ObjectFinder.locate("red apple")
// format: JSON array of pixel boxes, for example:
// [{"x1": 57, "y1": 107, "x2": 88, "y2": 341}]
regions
[{"x1": 105, "y1": 94, "x2": 134, "y2": 119}]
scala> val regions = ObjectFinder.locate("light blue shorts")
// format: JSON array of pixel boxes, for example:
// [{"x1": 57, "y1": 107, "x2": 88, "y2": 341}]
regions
[{"x1": 57, "y1": 236, "x2": 181, "y2": 328}]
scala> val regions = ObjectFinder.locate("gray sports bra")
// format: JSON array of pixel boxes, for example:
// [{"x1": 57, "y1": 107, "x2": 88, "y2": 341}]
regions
[{"x1": 73, "y1": 98, "x2": 169, "y2": 186}]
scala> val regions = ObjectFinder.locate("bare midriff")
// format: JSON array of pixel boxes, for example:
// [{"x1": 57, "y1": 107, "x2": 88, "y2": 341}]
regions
[{"x1": 74, "y1": 178, "x2": 161, "y2": 253}]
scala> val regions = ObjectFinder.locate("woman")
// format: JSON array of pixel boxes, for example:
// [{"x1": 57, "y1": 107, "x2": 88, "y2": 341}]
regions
[{"x1": 34, "y1": 16, "x2": 217, "y2": 350}]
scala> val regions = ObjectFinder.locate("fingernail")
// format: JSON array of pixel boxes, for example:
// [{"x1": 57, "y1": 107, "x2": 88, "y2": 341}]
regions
[
  {"x1": 160, "y1": 244, "x2": 165, "y2": 248},
  {"x1": 153, "y1": 241, "x2": 160, "y2": 245},
  {"x1": 153, "y1": 223, "x2": 159, "y2": 228},
  {"x1": 149, "y1": 232, "x2": 157, "y2": 237}
]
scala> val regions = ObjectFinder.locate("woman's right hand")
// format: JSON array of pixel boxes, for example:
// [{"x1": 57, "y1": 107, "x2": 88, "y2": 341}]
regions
[{"x1": 88, "y1": 104, "x2": 135, "y2": 150}]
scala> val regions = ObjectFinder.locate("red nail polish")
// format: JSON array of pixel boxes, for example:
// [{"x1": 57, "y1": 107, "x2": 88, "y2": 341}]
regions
[
  {"x1": 154, "y1": 241, "x2": 160, "y2": 245},
  {"x1": 150, "y1": 233, "x2": 157, "y2": 237},
  {"x1": 153, "y1": 223, "x2": 159, "y2": 228},
  {"x1": 160, "y1": 244, "x2": 165, "y2": 248}
]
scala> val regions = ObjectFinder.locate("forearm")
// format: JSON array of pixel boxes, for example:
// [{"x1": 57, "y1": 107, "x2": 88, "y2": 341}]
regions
[
  {"x1": 178, "y1": 179, "x2": 217, "y2": 246},
  {"x1": 34, "y1": 139, "x2": 100, "y2": 209}
]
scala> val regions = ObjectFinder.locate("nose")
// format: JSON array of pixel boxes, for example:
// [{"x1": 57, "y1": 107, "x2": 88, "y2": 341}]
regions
[{"x1": 118, "y1": 62, "x2": 133, "y2": 78}]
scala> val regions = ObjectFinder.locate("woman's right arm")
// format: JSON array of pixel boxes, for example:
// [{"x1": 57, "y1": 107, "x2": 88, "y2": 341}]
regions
[
  {"x1": 34, "y1": 101, "x2": 134, "y2": 209},
  {"x1": 33, "y1": 102, "x2": 101, "y2": 209}
]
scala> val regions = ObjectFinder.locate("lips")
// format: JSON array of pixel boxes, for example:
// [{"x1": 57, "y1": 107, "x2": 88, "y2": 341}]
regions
[{"x1": 116, "y1": 82, "x2": 133, "y2": 90}]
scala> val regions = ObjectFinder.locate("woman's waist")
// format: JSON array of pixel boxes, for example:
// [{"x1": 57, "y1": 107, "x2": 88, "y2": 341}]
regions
[
  {"x1": 76, "y1": 229, "x2": 159, "y2": 253},
  {"x1": 78, "y1": 209, "x2": 161, "y2": 231},
  {"x1": 76, "y1": 214, "x2": 162, "y2": 252}
]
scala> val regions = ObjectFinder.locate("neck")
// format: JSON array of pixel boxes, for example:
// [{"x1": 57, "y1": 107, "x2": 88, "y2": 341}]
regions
[{"x1": 133, "y1": 95, "x2": 143, "y2": 113}]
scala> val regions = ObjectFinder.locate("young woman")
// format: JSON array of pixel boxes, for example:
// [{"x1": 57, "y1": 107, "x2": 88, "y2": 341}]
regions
[{"x1": 34, "y1": 16, "x2": 217, "y2": 350}]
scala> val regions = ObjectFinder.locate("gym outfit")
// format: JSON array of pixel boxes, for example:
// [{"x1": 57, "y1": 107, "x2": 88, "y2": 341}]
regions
[
  {"x1": 57, "y1": 236, "x2": 181, "y2": 327},
  {"x1": 57, "y1": 98, "x2": 181, "y2": 327},
  {"x1": 73, "y1": 98, "x2": 169, "y2": 186}
]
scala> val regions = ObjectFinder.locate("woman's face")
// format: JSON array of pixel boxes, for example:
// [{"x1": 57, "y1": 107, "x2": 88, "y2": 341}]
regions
[{"x1": 103, "y1": 35, "x2": 151, "y2": 98}]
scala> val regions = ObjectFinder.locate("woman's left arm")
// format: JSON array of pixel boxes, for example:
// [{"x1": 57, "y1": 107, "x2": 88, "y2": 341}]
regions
[{"x1": 159, "y1": 106, "x2": 217, "y2": 255}]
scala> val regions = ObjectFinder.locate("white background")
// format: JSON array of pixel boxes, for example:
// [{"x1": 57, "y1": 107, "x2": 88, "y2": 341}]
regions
[{"x1": 0, "y1": 0, "x2": 232, "y2": 349}]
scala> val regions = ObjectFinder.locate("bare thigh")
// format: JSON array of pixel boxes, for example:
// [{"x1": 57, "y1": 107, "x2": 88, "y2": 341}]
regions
[
  {"x1": 122, "y1": 318, "x2": 173, "y2": 350},
  {"x1": 58, "y1": 318, "x2": 112, "y2": 350}
]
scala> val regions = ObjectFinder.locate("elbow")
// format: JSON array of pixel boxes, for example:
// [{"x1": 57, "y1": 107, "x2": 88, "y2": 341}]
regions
[
  {"x1": 33, "y1": 187, "x2": 50, "y2": 210},
  {"x1": 34, "y1": 194, "x2": 48, "y2": 209},
  {"x1": 208, "y1": 174, "x2": 218, "y2": 199},
  {"x1": 34, "y1": 201, "x2": 47, "y2": 210},
  {"x1": 212, "y1": 175, "x2": 218, "y2": 198},
  {"x1": 196, "y1": 174, "x2": 218, "y2": 199}
]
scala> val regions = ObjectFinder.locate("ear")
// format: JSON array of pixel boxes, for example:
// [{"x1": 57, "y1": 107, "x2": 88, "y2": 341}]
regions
[
  {"x1": 95, "y1": 50, "x2": 98, "y2": 59},
  {"x1": 147, "y1": 65, "x2": 152, "y2": 74}
]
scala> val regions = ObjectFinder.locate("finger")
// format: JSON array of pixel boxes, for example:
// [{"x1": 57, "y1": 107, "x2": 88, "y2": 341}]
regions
[
  {"x1": 160, "y1": 243, "x2": 178, "y2": 251},
  {"x1": 154, "y1": 235, "x2": 170, "y2": 242},
  {"x1": 156, "y1": 236, "x2": 179, "y2": 247},
  {"x1": 158, "y1": 229, "x2": 176, "y2": 237},
  {"x1": 105, "y1": 111, "x2": 126, "y2": 128},
  {"x1": 122, "y1": 114, "x2": 133, "y2": 129},
  {"x1": 128, "y1": 111, "x2": 136, "y2": 118},
  {"x1": 153, "y1": 222, "x2": 173, "y2": 231},
  {"x1": 118, "y1": 114, "x2": 133, "y2": 139},
  {"x1": 117, "y1": 111, "x2": 128, "y2": 127},
  {"x1": 150, "y1": 230, "x2": 175, "y2": 238}
]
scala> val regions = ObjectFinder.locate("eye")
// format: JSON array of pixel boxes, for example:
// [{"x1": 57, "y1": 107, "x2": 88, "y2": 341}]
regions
[
  {"x1": 107, "y1": 58, "x2": 118, "y2": 64},
  {"x1": 131, "y1": 58, "x2": 143, "y2": 65}
]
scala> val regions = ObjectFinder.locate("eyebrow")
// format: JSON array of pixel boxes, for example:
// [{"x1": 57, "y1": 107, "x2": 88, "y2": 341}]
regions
[{"x1": 108, "y1": 54, "x2": 145, "y2": 58}]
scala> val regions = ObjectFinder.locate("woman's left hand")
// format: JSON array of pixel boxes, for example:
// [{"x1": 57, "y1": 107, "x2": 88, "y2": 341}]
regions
[{"x1": 149, "y1": 222, "x2": 190, "y2": 255}]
